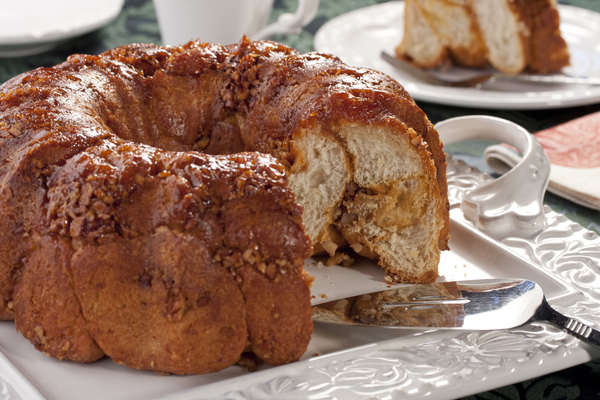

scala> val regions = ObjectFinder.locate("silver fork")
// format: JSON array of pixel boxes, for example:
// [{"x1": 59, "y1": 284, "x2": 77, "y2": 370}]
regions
[{"x1": 380, "y1": 51, "x2": 600, "y2": 88}]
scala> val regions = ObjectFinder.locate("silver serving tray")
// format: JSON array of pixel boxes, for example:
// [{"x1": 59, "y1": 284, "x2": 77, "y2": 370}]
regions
[{"x1": 1, "y1": 116, "x2": 599, "y2": 400}]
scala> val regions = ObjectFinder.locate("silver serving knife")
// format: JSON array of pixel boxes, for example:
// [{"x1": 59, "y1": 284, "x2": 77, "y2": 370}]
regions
[
  {"x1": 312, "y1": 279, "x2": 600, "y2": 349},
  {"x1": 380, "y1": 51, "x2": 600, "y2": 87}
]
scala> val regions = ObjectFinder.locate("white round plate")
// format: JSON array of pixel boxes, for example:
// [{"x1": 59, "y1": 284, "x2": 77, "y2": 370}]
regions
[
  {"x1": 314, "y1": 2, "x2": 600, "y2": 110},
  {"x1": 0, "y1": 0, "x2": 124, "y2": 57}
]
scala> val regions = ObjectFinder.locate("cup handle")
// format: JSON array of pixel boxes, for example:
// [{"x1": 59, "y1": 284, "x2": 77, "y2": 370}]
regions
[
  {"x1": 435, "y1": 115, "x2": 550, "y2": 240},
  {"x1": 253, "y1": 0, "x2": 320, "y2": 40}
]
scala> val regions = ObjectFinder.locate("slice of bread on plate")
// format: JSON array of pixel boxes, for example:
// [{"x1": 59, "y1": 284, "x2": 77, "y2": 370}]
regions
[{"x1": 396, "y1": 0, "x2": 570, "y2": 74}]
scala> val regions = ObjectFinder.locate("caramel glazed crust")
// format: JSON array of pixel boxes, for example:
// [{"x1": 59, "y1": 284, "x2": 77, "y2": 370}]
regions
[{"x1": 0, "y1": 37, "x2": 449, "y2": 374}]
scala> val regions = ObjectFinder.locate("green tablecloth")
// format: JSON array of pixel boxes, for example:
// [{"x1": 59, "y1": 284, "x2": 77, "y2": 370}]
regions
[{"x1": 1, "y1": 1, "x2": 599, "y2": 398}]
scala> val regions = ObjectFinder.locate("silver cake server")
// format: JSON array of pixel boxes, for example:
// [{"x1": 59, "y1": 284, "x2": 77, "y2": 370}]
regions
[{"x1": 312, "y1": 278, "x2": 600, "y2": 349}]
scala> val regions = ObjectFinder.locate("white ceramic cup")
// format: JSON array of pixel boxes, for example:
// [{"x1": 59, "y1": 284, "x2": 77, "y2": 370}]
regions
[{"x1": 153, "y1": 0, "x2": 319, "y2": 46}]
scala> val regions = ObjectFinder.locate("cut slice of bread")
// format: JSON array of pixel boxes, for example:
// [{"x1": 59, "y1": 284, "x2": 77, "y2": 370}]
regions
[{"x1": 397, "y1": 0, "x2": 569, "y2": 74}]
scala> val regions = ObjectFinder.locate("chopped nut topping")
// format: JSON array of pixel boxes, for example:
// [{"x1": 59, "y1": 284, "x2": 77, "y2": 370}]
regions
[
  {"x1": 350, "y1": 242, "x2": 363, "y2": 253},
  {"x1": 34, "y1": 326, "x2": 47, "y2": 345},
  {"x1": 340, "y1": 212, "x2": 358, "y2": 225},
  {"x1": 321, "y1": 238, "x2": 338, "y2": 256},
  {"x1": 326, "y1": 251, "x2": 355, "y2": 267}
]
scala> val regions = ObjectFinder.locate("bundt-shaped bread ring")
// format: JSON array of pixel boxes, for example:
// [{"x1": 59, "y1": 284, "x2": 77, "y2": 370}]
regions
[
  {"x1": 0, "y1": 41, "x2": 313, "y2": 374},
  {"x1": 0, "y1": 37, "x2": 449, "y2": 374}
]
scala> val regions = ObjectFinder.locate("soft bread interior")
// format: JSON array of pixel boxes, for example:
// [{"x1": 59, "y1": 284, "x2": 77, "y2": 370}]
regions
[
  {"x1": 417, "y1": 0, "x2": 487, "y2": 67},
  {"x1": 471, "y1": 0, "x2": 528, "y2": 74},
  {"x1": 336, "y1": 123, "x2": 442, "y2": 283},
  {"x1": 288, "y1": 129, "x2": 350, "y2": 248},
  {"x1": 289, "y1": 121, "x2": 443, "y2": 284},
  {"x1": 341, "y1": 124, "x2": 423, "y2": 186},
  {"x1": 397, "y1": 0, "x2": 448, "y2": 69}
]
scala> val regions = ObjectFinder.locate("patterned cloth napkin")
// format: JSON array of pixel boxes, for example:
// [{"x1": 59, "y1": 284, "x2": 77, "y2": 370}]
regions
[{"x1": 485, "y1": 111, "x2": 600, "y2": 210}]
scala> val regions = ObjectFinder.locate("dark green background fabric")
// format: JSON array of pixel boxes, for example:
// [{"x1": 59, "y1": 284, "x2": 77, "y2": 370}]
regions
[{"x1": 1, "y1": 1, "x2": 599, "y2": 398}]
